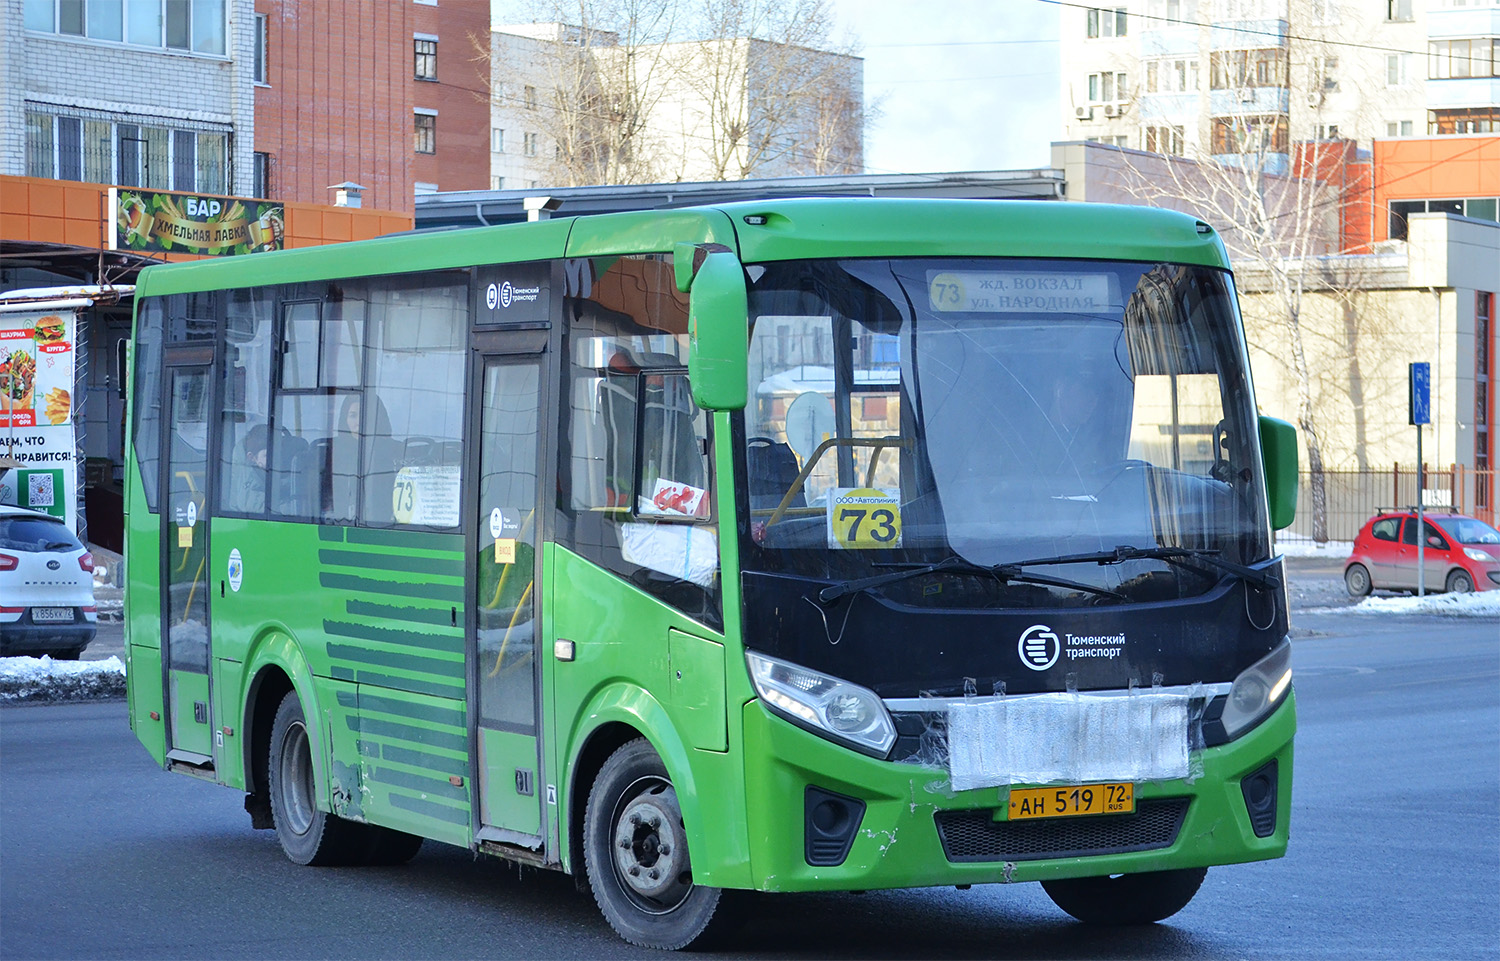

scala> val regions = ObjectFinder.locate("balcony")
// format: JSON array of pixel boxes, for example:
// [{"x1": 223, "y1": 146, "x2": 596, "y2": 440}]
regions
[{"x1": 1427, "y1": 77, "x2": 1500, "y2": 109}]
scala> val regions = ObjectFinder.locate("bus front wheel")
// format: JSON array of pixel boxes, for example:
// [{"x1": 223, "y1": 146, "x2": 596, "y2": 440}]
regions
[
  {"x1": 1041, "y1": 867, "x2": 1208, "y2": 925},
  {"x1": 267, "y1": 691, "x2": 366, "y2": 866},
  {"x1": 583, "y1": 738, "x2": 731, "y2": 950}
]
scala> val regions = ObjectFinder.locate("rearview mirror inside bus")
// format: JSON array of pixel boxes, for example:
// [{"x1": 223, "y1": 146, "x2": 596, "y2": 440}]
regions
[{"x1": 682, "y1": 247, "x2": 749, "y2": 411}]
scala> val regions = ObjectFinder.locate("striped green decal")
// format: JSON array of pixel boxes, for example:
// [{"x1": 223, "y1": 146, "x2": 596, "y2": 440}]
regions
[
  {"x1": 338, "y1": 689, "x2": 471, "y2": 836},
  {"x1": 320, "y1": 526, "x2": 471, "y2": 842},
  {"x1": 317, "y1": 527, "x2": 466, "y2": 697}
]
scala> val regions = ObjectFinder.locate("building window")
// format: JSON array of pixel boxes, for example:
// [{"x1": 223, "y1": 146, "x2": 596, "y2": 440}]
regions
[
  {"x1": 1145, "y1": 124, "x2": 1185, "y2": 155},
  {"x1": 490, "y1": 175, "x2": 505, "y2": 189},
  {"x1": 1315, "y1": 123, "x2": 1340, "y2": 140},
  {"x1": 1087, "y1": 72, "x2": 1128, "y2": 102},
  {"x1": 524, "y1": 132, "x2": 538, "y2": 157},
  {"x1": 253, "y1": 152, "x2": 270, "y2": 198},
  {"x1": 1211, "y1": 114, "x2": 1289, "y2": 155},
  {"x1": 254, "y1": 13, "x2": 267, "y2": 83},
  {"x1": 1429, "y1": 39, "x2": 1499, "y2": 80},
  {"x1": 1386, "y1": 0, "x2": 1413, "y2": 21},
  {"x1": 24, "y1": 105, "x2": 228, "y2": 192},
  {"x1": 1145, "y1": 58, "x2": 1197, "y2": 92},
  {"x1": 1210, "y1": 49, "x2": 1289, "y2": 90},
  {"x1": 492, "y1": 127, "x2": 505, "y2": 152},
  {"x1": 414, "y1": 37, "x2": 437, "y2": 80},
  {"x1": 1429, "y1": 107, "x2": 1500, "y2": 133},
  {"x1": 1086, "y1": 7, "x2": 1127, "y2": 38},
  {"x1": 524, "y1": 85, "x2": 538, "y2": 110},
  {"x1": 414, "y1": 111, "x2": 436, "y2": 153},
  {"x1": 25, "y1": 0, "x2": 228, "y2": 55},
  {"x1": 1386, "y1": 53, "x2": 1408, "y2": 85}
]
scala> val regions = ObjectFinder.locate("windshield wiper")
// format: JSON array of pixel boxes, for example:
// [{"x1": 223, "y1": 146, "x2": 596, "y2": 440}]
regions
[
  {"x1": 1002, "y1": 545, "x2": 1281, "y2": 590},
  {"x1": 816, "y1": 555, "x2": 1128, "y2": 605}
]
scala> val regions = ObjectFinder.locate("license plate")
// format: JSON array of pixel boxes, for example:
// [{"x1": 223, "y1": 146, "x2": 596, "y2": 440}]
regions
[
  {"x1": 31, "y1": 607, "x2": 74, "y2": 624},
  {"x1": 1007, "y1": 783, "x2": 1135, "y2": 821}
]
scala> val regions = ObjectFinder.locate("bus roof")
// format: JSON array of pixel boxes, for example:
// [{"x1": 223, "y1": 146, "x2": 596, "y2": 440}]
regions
[{"x1": 133, "y1": 199, "x2": 1230, "y2": 299}]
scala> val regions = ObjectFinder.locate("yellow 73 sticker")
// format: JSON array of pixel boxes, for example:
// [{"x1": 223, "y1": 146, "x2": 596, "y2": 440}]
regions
[{"x1": 828, "y1": 488, "x2": 902, "y2": 550}]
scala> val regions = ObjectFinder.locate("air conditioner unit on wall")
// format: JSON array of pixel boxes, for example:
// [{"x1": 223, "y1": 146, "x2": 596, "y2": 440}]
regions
[
  {"x1": 1076, "y1": 105, "x2": 1094, "y2": 120},
  {"x1": 1104, "y1": 104, "x2": 1120, "y2": 117}
]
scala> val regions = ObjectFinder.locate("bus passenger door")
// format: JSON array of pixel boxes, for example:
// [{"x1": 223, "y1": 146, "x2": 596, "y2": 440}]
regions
[
  {"x1": 160, "y1": 354, "x2": 216, "y2": 767},
  {"x1": 471, "y1": 336, "x2": 548, "y2": 849}
]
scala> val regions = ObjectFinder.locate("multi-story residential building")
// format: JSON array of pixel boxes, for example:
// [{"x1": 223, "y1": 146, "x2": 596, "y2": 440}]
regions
[
  {"x1": 1061, "y1": 1, "x2": 1498, "y2": 169},
  {"x1": 6, "y1": 0, "x2": 259, "y2": 197},
  {"x1": 489, "y1": 23, "x2": 864, "y2": 189}
]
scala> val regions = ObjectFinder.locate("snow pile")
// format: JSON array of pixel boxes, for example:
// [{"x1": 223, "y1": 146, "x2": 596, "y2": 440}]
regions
[
  {"x1": 1276, "y1": 538, "x2": 1354, "y2": 558},
  {"x1": 0, "y1": 656, "x2": 127, "y2": 703},
  {"x1": 1309, "y1": 592, "x2": 1500, "y2": 618}
]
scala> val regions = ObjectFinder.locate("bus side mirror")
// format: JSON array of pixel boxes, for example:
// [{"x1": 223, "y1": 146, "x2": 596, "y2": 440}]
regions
[
  {"x1": 1259, "y1": 415, "x2": 1298, "y2": 531},
  {"x1": 678, "y1": 243, "x2": 748, "y2": 411}
]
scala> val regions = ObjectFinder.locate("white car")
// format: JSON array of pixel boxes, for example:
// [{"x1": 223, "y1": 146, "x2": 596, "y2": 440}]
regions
[{"x1": 0, "y1": 504, "x2": 98, "y2": 659}]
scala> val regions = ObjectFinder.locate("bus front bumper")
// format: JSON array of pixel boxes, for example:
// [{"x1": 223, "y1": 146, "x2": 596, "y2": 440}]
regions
[{"x1": 738, "y1": 690, "x2": 1295, "y2": 892}]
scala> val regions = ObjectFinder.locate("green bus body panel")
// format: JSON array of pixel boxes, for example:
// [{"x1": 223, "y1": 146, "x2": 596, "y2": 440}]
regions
[
  {"x1": 343, "y1": 682, "x2": 472, "y2": 847},
  {"x1": 667, "y1": 629, "x2": 728, "y2": 752},
  {"x1": 479, "y1": 728, "x2": 541, "y2": 835},
  {"x1": 131, "y1": 218, "x2": 574, "y2": 298},
  {"x1": 212, "y1": 658, "x2": 244, "y2": 786},
  {"x1": 739, "y1": 691, "x2": 1296, "y2": 891},
  {"x1": 546, "y1": 544, "x2": 753, "y2": 887},
  {"x1": 716, "y1": 198, "x2": 1232, "y2": 269},
  {"x1": 562, "y1": 208, "x2": 737, "y2": 259},
  {"x1": 169, "y1": 671, "x2": 213, "y2": 756},
  {"x1": 127, "y1": 645, "x2": 165, "y2": 763}
]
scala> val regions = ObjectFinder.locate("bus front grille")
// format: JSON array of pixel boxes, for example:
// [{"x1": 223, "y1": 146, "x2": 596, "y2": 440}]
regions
[{"x1": 933, "y1": 798, "x2": 1190, "y2": 863}]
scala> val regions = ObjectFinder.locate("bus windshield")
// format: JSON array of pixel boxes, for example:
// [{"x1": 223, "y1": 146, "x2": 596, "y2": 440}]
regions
[{"x1": 739, "y1": 257, "x2": 1270, "y2": 609}]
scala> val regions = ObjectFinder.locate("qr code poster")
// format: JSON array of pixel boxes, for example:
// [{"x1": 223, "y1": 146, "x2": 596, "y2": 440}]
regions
[{"x1": 20, "y1": 469, "x2": 65, "y2": 518}]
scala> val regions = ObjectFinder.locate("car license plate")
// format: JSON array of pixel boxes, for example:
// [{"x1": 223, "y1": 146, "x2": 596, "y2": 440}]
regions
[
  {"x1": 31, "y1": 607, "x2": 74, "y2": 624},
  {"x1": 1008, "y1": 783, "x2": 1134, "y2": 821}
]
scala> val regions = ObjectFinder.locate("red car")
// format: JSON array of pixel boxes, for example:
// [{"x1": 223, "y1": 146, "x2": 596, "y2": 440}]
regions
[{"x1": 1345, "y1": 510, "x2": 1500, "y2": 596}]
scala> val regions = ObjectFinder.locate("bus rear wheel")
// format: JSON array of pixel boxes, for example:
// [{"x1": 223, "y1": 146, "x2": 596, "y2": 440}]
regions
[
  {"x1": 1041, "y1": 867, "x2": 1207, "y2": 925},
  {"x1": 267, "y1": 691, "x2": 366, "y2": 866},
  {"x1": 583, "y1": 738, "x2": 730, "y2": 950}
]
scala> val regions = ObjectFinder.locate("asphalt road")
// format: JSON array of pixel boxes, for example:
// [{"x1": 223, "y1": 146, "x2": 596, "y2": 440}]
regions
[{"x1": 4, "y1": 597, "x2": 1497, "y2": 960}]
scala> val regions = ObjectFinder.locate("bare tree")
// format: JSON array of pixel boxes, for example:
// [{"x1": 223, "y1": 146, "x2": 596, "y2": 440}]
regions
[
  {"x1": 485, "y1": 0, "x2": 862, "y2": 186},
  {"x1": 684, "y1": 0, "x2": 863, "y2": 180}
]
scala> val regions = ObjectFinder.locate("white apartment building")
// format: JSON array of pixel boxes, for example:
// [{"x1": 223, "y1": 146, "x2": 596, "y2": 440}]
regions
[
  {"x1": 1060, "y1": 0, "x2": 1499, "y2": 170},
  {"x1": 489, "y1": 23, "x2": 863, "y2": 189},
  {"x1": 5, "y1": 0, "x2": 259, "y2": 197}
]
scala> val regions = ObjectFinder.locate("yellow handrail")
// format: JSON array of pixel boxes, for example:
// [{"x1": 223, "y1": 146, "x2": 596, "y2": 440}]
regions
[{"x1": 766, "y1": 436, "x2": 911, "y2": 528}]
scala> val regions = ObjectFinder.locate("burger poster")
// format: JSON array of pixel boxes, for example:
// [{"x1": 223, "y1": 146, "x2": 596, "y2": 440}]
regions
[
  {"x1": 0, "y1": 310, "x2": 78, "y2": 526},
  {"x1": 109, "y1": 187, "x2": 284, "y2": 257}
]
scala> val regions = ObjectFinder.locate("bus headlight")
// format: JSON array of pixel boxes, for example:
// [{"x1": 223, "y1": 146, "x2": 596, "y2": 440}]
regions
[
  {"x1": 747, "y1": 651, "x2": 896, "y2": 757},
  {"x1": 1220, "y1": 639, "x2": 1293, "y2": 740}
]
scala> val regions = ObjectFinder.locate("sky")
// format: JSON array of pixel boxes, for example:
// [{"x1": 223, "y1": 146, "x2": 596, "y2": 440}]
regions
[{"x1": 490, "y1": 0, "x2": 1063, "y2": 176}]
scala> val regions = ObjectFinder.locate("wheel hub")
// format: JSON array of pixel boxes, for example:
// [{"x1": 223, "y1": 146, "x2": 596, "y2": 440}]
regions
[{"x1": 612, "y1": 788, "x2": 688, "y2": 903}]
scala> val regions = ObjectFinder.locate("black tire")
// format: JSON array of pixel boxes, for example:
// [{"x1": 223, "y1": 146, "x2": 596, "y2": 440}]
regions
[
  {"x1": 583, "y1": 738, "x2": 733, "y2": 950},
  {"x1": 54, "y1": 648, "x2": 83, "y2": 661},
  {"x1": 267, "y1": 691, "x2": 366, "y2": 866},
  {"x1": 1042, "y1": 867, "x2": 1208, "y2": 925},
  {"x1": 1344, "y1": 563, "x2": 1372, "y2": 597},
  {"x1": 362, "y1": 825, "x2": 424, "y2": 866},
  {"x1": 1445, "y1": 570, "x2": 1474, "y2": 594}
]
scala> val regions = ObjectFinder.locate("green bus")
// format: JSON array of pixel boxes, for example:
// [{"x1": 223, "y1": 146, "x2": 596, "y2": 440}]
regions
[{"x1": 124, "y1": 198, "x2": 1299, "y2": 949}]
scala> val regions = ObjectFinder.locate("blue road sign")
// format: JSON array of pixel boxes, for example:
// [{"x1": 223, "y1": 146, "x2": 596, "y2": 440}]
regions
[{"x1": 1410, "y1": 362, "x2": 1431, "y2": 426}]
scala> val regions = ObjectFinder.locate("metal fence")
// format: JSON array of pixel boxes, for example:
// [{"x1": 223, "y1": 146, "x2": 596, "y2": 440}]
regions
[{"x1": 1282, "y1": 466, "x2": 1496, "y2": 543}]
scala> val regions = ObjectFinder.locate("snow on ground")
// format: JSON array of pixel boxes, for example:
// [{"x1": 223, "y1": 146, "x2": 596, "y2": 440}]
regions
[
  {"x1": 1275, "y1": 537, "x2": 1355, "y2": 558},
  {"x1": 1306, "y1": 591, "x2": 1500, "y2": 618},
  {"x1": 0, "y1": 656, "x2": 126, "y2": 703}
]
